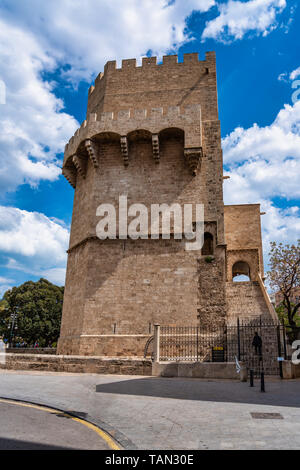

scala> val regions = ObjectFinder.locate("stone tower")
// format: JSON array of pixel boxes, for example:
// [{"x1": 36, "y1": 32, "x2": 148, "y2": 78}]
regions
[{"x1": 58, "y1": 51, "x2": 275, "y2": 357}]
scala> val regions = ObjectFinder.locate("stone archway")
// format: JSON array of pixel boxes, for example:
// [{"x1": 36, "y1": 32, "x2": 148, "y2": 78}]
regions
[{"x1": 232, "y1": 260, "x2": 251, "y2": 281}]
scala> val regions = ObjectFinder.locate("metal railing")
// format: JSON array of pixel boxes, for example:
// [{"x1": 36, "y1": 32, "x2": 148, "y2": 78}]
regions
[{"x1": 153, "y1": 320, "x2": 287, "y2": 376}]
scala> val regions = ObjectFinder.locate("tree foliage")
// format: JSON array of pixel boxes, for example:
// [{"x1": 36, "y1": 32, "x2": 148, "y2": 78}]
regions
[
  {"x1": 0, "y1": 278, "x2": 64, "y2": 347},
  {"x1": 268, "y1": 240, "x2": 300, "y2": 328}
]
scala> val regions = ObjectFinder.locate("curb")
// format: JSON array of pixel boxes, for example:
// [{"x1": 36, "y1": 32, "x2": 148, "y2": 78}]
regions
[{"x1": 0, "y1": 395, "x2": 138, "y2": 450}]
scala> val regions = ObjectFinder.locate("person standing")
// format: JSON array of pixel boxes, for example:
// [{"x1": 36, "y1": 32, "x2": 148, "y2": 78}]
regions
[{"x1": 252, "y1": 332, "x2": 262, "y2": 356}]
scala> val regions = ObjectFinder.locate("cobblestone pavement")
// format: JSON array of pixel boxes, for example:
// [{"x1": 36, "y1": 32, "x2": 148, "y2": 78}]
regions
[{"x1": 0, "y1": 370, "x2": 299, "y2": 450}]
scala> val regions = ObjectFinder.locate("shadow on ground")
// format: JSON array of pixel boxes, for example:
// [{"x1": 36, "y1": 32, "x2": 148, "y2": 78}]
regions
[
  {"x1": 0, "y1": 437, "x2": 77, "y2": 450},
  {"x1": 96, "y1": 377, "x2": 300, "y2": 407}
]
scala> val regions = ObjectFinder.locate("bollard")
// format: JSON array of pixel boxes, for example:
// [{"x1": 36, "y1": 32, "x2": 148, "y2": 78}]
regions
[
  {"x1": 250, "y1": 369, "x2": 254, "y2": 387},
  {"x1": 279, "y1": 360, "x2": 283, "y2": 379},
  {"x1": 260, "y1": 371, "x2": 265, "y2": 392}
]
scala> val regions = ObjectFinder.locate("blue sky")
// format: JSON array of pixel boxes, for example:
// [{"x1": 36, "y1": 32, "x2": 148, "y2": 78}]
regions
[{"x1": 0, "y1": 0, "x2": 299, "y2": 294}]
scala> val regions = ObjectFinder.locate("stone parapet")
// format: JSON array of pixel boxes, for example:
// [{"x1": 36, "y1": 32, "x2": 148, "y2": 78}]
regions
[
  {"x1": 0, "y1": 353, "x2": 152, "y2": 376},
  {"x1": 152, "y1": 361, "x2": 245, "y2": 379},
  {"x1": 6, "y1": 348, "x2": 56, "y2": 355},
  {"x1": 63, "y1": 104, "x2": 202, "y2": 167}
]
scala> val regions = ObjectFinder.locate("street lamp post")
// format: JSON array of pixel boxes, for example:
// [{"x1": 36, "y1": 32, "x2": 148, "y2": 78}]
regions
[{"x1": 9, "y1": 312, "x2": 17, "y2": 348}]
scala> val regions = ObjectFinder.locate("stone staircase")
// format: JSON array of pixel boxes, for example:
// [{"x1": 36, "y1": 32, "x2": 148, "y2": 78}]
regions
[
  {"x1": 226, "y1": 281, "x2": 273, "y2": 324},
  {"x1": 226, "y1": 281, "x2": 281, "y2": 375}
]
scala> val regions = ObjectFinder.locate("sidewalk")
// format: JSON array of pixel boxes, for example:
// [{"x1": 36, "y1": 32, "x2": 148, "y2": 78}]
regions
[{"x1": 0, "y1": 370, "x2": 299, "y2": 449}]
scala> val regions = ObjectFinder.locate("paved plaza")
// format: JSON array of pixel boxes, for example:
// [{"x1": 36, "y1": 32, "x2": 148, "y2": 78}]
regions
[{"x1": 0, "y1": 370, "x2": 299, "y2": 450}]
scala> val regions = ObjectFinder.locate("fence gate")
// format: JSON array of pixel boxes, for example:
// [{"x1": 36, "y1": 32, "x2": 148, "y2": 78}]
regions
[
  {"x1": 158, "y1": 320, "x2": 287, "y2": 377},
  {"x1": 228, "y1": 319, "x2": 287, "y2": 377}
]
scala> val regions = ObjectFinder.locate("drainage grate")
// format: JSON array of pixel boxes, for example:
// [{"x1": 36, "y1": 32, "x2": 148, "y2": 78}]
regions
[{"x1": 251, "y1": 412, "x2": 283, "y2": 420}]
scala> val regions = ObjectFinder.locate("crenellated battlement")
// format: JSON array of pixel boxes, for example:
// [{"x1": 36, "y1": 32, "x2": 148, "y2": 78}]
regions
[
  {"x1": 63, "y1": 104, "x2": 202, "y2": 167},
  {"x1": 63, "y1": 51, "x2": 219, "y2": 188},
  {"x1": 88, "y1": 52, "x2": 215, "y2": 96}
]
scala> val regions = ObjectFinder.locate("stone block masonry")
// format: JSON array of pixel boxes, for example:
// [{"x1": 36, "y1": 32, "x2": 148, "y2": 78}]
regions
[
  {"x1": 87, "y1": 52, "x2": 218, "y2": 121},
  {"x1": 58, "y1": 51, "x2": 274, "y2": 358},
  {"x1": 0, "y1": 354, "x2": 152, "y2": 376}
]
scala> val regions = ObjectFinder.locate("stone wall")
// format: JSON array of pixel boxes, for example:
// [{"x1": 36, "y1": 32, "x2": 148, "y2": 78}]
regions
[
  {"x1": 197, "y1": 247, "x2": 226, "y2": 329},
  {"x1": 224, "y1": 204, "x2": 264, "y2": 280},
  {"x1": 226, "y1": 281, "x2": 273, "y2": 323},
  {"x1": 6, "y1": 348, "x2": 56, "y2": 355},
  {"x1": 282, "y1": 361, "x2": 300, "y2": 379},
  {"x1": 152, "y1": 361, "x2": 244, "y2": 379},
  {"x1": 226, "y1": 249, "x2": 260, "y2": 282},
  {"x1": 87, "y1": 52, "x2": 218, "y2": 121},
  {"x1": 0, "y1": 354, "x2": 152, "y2": 376},
  {"x1": 59, "y1": 52, "x2": 268, "y2": 358},
  {"x1": 58, "y1": 238, "x2": 200, "y2": 356},
  {"x1": 65, "y1": 116, "x2": 224, "y2": 249},
  {"x1": 59, "y1": 51, "x2": 227, "y2": 357}
]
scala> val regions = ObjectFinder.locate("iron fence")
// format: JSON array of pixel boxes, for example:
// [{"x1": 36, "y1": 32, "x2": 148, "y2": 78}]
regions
[{"x1": 158, "y1": 319, "x2": 287, "y2": 376}]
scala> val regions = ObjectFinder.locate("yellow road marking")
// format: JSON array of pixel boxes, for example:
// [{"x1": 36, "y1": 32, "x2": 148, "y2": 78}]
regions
[
  {"x1": 71, "y1": 416, "x2": 120, "y2": 450},
  {"x1": 0, "y1": 397, "x2": 121, "y2": 450}
]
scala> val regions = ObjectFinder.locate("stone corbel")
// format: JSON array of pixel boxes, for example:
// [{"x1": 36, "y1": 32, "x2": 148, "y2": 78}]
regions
[
  {"x1": 62, "y1": 167, "x2": 77, "y2": 188},
  {"x1": 120, "y1": 136, "x2": 129, "y2": 167},
  {"x1": 85, "y1": 139, "x2": 99, "y2": 168},
  {"x1": 184, "y1": 147, "x2": 203, "y2": 176},
  {"x1": 152, "y1": 134, "x2": 160, "y2": 163},
  {"x1": 72, "y1": 154, "x2": 87, "y2": 178}
]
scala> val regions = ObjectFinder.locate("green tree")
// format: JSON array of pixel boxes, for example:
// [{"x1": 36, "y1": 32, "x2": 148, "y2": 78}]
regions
[
  {"x1": 0, "y1": 279, "x2": 64, "y2": 347},
  {"x1": 276, "y1": 303, "x2": 300, "y2": 328},
  {"x1": 268, "y1": 240, "x2": 300, "y2": 336},
  {"x1": 0, "y1": 299, "x2": 9, "y2": 340}
]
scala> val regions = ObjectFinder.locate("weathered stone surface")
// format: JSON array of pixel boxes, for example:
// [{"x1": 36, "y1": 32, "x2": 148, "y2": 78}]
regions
[
  {"x1": 282, "y1": 361, "x2": 300, "y2": 379},
  {"x1": 0, "y1": 354, "x2": 152, "y2": 376},
  {"x1": 224, "y1": 204, "x2": 264, "y2": 281},
  {"x1": 6, "y1": 348, "x2": 56, "y2": 355},
  {"x1": 58, "y1": 52, "x2": 273, "y2": 358},
  {"x1": 152, "y1": 361, "x2": 243, "y2": 379},
  {"x1": 226, "y1": 281, "x2": 272, "y2": 323}
]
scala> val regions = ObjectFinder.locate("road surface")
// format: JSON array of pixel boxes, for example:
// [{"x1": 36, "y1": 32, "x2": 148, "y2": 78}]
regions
[
  {"x1": 0, "y1": 397, "x2": 119, "y2": 450},
  {"x1": 0, "y1": 370, "x2": 300, "y2": 449}
]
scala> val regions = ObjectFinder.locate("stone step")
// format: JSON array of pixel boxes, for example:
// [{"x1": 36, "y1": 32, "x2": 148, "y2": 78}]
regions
[{"x1": 226, "y1": 281, "x2": 272, "y2": 322}]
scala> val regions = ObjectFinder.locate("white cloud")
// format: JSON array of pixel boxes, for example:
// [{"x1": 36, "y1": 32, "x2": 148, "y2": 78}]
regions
[
  {"x1": 202, "y1": 0, "x2": 286, "y2": 42},
  {"x1": 0, "y1": 206, "x2": 69, "y2": 285},
  {"x1": 290, "y1": 67, "x2": 300, "y2": 81},
  {"x1": 0, "y1": 19, "x2": 79, "y2": 193},
  {"x1": 42, "y1": 268, "x2": 67, "y2": 286},
  {"x1": 222, "y1": 101, "x2": 300, "y2": 181},
  {"x1": 222, "y1": 64, "x2": 300, "y2": 262},
  {"x1": 223, "y1": 99, "x2": 300, "y2": 265},
  {"x1": 1, "y1": 0, "x2": 215, "y2": 83},
  {"x1": 0, "y1": 0, "x2": 288, "y2": 195},
  {"x1": 0, "y1": 1, "x2": 218, "y2": 194},
  {"x1": 224, "y1": 175, "x2": 300, "y2": 245},
  {"x1": 278, "y1": 67, "x2": 300, "y2": 83},
  {"x1": 278, "y1": 72, "x2": 288, "y2": 82},
  {"x1": 0, "y1": 276, "x2": 15, "y2": 298},
  {"x1": 0, "y1": 277, "x2": 14, "y2": 284}
]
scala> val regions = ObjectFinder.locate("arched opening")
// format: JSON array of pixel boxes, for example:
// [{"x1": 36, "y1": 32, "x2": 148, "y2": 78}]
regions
[
  {"x1": 202, "y1": 232, "x2": 214, "y2": 256},
  {"x1": 159, "y1": 127, "x2": 184, "y2": 142},
  {"x1": 127, "y1": 129, "x2": 152, "y2": 143},
  {"x1": 232, "y1": 261, "x2": 251, "y2": 282},
  {"x1": 94, "y1": 131, "x2": 121, "y2": 143}
]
